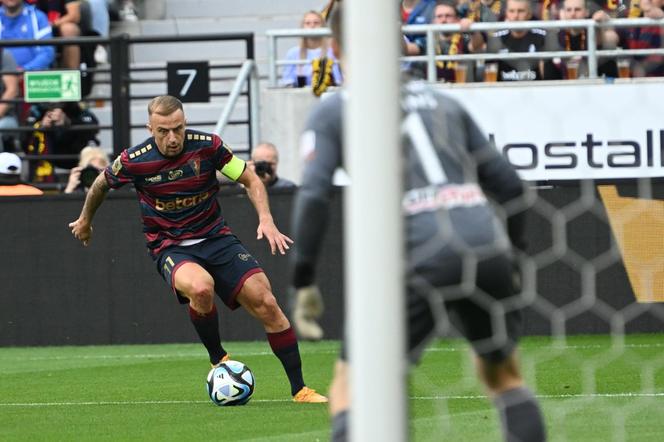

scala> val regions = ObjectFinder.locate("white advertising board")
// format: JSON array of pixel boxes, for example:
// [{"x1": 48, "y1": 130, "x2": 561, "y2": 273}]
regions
[{"x1": 440, "y1": 81, "x2": 664, "y2": 181}]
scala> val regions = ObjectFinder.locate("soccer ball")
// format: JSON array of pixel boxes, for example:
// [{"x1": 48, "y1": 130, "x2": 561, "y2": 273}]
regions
[{"x1": 206, "y1": 360, "x2": 255, "y2": 406}]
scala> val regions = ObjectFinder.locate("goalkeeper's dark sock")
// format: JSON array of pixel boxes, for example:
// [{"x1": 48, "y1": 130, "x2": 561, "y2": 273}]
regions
[
  {"x1": 267, "y1": 327, "x2": 305, "y2": 395},
  {"x1": 188, "y1": 304, "x2": 227, "y2": 365},
  {"x1": 331, "y1": 410, "x2": 349, "y2": 442},
  {"x1": 493, "y1": 386, "x2": 546, "y2": 442}
]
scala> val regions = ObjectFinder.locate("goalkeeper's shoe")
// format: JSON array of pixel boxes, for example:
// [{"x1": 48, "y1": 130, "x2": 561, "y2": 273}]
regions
[
  {"x1": 211, "y1": 354, "x2": 231, "y2": 368},
  {"x1": 293, "y1": 386, "x2": 328, "y2": 403}
]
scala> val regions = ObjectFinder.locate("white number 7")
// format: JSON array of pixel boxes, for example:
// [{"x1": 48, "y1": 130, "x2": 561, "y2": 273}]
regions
[{"x1": 176, "y1": 69, "x2": 197, "y2": 96}]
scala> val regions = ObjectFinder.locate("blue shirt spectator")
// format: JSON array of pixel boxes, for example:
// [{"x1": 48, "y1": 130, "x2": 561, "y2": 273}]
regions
[{"x1": 0, "y1": 0, "x2": 55, "y2": 71}]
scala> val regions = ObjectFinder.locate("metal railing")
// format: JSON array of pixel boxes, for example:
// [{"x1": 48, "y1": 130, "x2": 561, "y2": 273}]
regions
[
  {"x1": 266, "y1": 18, "x2": 664, "y2": 86},
  {"x1": 214, "y1": 58, "x2": 260, "y2": 148},
  {"x1": 0, "y1": 32, "x2": 258, "y2": 189}
]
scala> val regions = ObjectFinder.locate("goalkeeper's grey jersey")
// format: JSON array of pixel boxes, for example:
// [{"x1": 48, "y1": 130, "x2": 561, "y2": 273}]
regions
[{"x1": 292, "y1": 82, "x2": 525, "y2": 273}]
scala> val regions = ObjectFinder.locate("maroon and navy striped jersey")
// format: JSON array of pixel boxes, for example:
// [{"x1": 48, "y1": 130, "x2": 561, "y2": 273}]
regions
[{"x1": 104, "y1": 129, "x2": 244, "y2": 256}]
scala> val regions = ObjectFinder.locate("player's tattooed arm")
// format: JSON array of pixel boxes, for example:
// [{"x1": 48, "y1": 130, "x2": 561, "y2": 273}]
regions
[{"x1": 68, "y1": 173, "x2": 110, "y2": 246}]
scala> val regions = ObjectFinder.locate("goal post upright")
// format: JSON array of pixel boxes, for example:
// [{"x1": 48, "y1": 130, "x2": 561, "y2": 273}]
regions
[{"x1": 343, "y1": 1, "x2": 406, "y2": 441}]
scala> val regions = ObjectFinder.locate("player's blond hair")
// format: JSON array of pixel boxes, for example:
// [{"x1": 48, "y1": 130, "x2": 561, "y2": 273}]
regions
[{"x1": 147, "y1": 95, "x2": 183, "y2": 117}]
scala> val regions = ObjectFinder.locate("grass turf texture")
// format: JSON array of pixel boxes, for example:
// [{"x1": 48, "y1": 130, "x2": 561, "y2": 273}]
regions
[{"x1": 1, "y1": 334, "x2": 663, "y2": 441}]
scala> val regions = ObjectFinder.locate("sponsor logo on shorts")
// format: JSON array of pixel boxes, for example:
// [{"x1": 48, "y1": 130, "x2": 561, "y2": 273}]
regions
[
  {"x1": 155, "y1": 191, "x2": 210, "y2": 211},
  {"x1": 238, "y1": 253, "x2": 251, "y2": 261}
]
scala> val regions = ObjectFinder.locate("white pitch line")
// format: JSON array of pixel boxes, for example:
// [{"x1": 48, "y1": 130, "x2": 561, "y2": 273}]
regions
[
  {"x1": 1, "y1": 392, "x2": 663, "y2": 407},
  {"x1": 3, "y1": 342, "x2": 664, "y2": 362}
]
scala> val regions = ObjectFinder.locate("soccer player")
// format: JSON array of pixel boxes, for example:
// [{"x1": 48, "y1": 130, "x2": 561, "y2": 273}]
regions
[
  {"x1": 291, "y1": 4, "x2": 546, "y2": 440},
  {"x1": 69, "y1": 95, "x2": 326, "y2": 403}
]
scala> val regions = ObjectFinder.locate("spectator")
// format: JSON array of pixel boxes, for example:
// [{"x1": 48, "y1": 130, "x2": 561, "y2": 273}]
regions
[
  {"x1": 0, "y1": 48, "x2": 19, "y2": 152},
  {"x1": 552, "y1": 0, "x2": 619, "y2": 78},
  {"x1": 414, "y1": 0, "x2": 484, "y2": 82},
  {"x1": 0, "y1": 151, "x2": 43, "y2": 195},
  {"x1": 249, "y1": 142, "x2": 296, "y2": 189},
  {"x1": 617, "y1": 0, "x2": 664, "y2": 77},
  {"x1": 25, "y1": 101, "x2": 99, "y2": 182},
  {"x1": 401, "y1": 0, "x2": 437, "y2": 56},
  {"x1": 63, "y1": 145, "x2": 109, "y2": 193},
  {"x1": 0, "y1": 0, "x2": 55, "y2": 71},
  {"x1": 30, "y1": 0, "x2": 96, "y2": 69},
  {"x1": 458, "y1": 0, "x2": 504, "y2": 22},
  {"x1": 485, "y1": 0, "x2": 556, "y2": 81},
  {"x1": 281, "y1": 10, "x2": 342, "y2": 88}
]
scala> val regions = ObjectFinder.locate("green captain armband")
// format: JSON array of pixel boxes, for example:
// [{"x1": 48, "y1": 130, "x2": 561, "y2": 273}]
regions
[{"x1": 220, "y1": 155, "x2": 246, "y2": 181}]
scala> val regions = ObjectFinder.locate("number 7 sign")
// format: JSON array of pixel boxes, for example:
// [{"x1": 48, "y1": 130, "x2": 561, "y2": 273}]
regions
[{"x1": 167, "y1": 61, "x2": 210, "y2": 103}]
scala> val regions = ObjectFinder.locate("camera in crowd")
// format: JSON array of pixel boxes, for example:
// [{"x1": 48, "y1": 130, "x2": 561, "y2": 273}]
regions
[
  {"x1": 79, "y1": 165, "x2": 102, "y2": 188},
  {"x1": 254, "y1": 161, "x2": 274, "y2": 178}
]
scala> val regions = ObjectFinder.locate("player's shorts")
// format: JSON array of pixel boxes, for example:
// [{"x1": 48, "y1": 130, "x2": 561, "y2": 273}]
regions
[
  {"x1": 154, "y1": 234, "x2": 263, "y2": 310},
  {"x1": 339, "y1": 253, "x2": 522, "y2": 365}
]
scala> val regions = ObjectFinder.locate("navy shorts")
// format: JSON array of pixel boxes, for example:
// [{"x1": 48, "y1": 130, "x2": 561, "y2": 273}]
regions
[{"x1": 154, "y1": 234, "x2": 263, "y2": 310}]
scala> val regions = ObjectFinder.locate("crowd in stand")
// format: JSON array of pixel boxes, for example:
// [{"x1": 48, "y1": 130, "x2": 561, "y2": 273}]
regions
[
  {"x1": 2, "y1": 0, "x2": 663, "y2": 194},
  {"x1": 282, "y1": 0, "x2": 664, "y2": 87},
  {"x1": 0, "y1": 0, "x2": 143, "y2": 193}
]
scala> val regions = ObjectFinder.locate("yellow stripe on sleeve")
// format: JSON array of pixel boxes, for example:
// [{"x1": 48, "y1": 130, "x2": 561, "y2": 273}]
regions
[{"x1": 220, "y1": 155, "x2": 246, "y2": 181}]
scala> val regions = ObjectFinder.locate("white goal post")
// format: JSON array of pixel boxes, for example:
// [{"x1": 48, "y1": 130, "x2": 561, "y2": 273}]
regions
[{"x1": 344, "y1": 1, "x2": 407, "y2": 441}]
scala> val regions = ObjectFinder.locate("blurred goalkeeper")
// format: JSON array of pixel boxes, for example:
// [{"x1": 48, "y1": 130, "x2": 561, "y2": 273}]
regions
[{"x1": 291, "y1": 3, "x2": 546, "y2": 441}]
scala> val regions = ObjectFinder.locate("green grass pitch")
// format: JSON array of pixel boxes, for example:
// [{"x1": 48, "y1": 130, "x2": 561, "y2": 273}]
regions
[{"x1": 1, "y1": 334, "x2": 663, "y2": 441}]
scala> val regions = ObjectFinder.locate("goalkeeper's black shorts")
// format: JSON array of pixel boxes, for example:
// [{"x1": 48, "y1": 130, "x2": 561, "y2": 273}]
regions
[{"x1": 339, "y1": 253, "x2": 522, "y2": 364}]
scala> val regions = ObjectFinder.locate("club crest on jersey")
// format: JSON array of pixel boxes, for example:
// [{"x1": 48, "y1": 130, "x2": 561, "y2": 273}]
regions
[
  {"x1": 188, "y1": 158, "x2": 201, "y2": 177},
  {"x1": 168, "y1": 169, "x2": 184, "y2": 180}
]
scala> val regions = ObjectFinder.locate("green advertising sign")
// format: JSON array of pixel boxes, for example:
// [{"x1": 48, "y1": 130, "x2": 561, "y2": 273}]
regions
[{"x1": 23, "y1": 70, "x2": 82, "y2": 102}]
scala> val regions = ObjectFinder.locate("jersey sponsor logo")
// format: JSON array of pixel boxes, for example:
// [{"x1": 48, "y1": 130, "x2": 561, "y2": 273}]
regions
[
  {"x1": 402, "y1": 183, "x2": 487, "y2": 215},
  {"x1": 145, "y1": 174, "x2": 163, "y2": 184},
  {"x1": 168, "y1": 169, "x2": 184, "y2": 180},
  {"x1": 155, "y1": 191, "x2": 210, "y2": 211}
]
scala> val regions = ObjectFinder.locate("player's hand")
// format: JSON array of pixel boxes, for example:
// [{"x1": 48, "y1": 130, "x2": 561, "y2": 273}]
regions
[
  {"x1": 293, "y1": 285, "x2": 324, "y2": 341},
  {"x1": 256, "y1": 219, "x2": 293, "y2": 255},
  {"x1": 69, "y1": 218, "x2": 93, "y2": 246}
]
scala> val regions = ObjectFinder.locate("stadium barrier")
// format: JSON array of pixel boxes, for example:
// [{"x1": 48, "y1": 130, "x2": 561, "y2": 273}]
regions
[
  {"x1": 266, "y1": 18, "x2": 664, "y2": 86},
  {"x1": 1, "y1": 187, "x2": 663, "y2": 346},
  {"x1": 0, "y1": 32, "x2": 258, "y2": 190}
]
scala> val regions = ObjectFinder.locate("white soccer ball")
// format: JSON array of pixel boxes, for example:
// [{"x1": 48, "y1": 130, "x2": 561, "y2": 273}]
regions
[{"x1": 206, "y1": 360, "x2": 255, "y2": 406}]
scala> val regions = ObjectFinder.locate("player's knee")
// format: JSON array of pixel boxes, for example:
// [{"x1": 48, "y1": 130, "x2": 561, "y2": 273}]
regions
[{"x1": 187, "y1": 280, "x2": 215, "y2": 309}]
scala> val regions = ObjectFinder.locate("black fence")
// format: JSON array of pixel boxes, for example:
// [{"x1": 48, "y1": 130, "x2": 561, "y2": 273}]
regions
[{"x1": 0, "y1": 33, "x2": 255, "y2": 188}]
